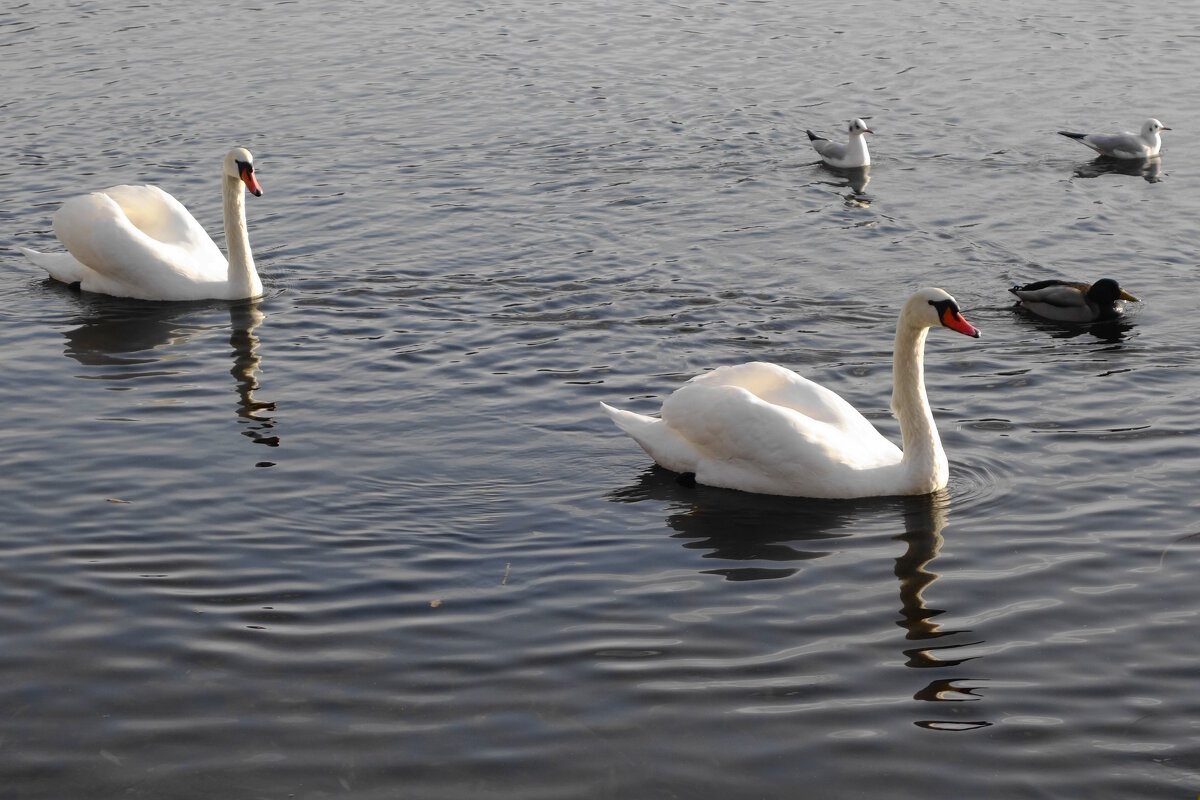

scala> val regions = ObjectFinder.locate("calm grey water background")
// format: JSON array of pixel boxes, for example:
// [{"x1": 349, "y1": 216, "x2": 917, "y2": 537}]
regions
[{"x1": 3, "y1": 1, "x2": 1200, "y2": 797}]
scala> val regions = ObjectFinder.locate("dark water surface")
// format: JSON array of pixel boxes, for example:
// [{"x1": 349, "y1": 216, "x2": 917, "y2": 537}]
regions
[{"x1": 4, "y1": 1, "x2": 1200, "y2": 797}]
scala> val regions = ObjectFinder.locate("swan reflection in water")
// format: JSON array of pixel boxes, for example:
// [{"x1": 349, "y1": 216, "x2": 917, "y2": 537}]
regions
[
  {"x1": 608, "y1": 472, "x2": 989, "y2": 729},
  {"x1": 58, "y1": 291, "x2": 278, "y2": 447},
  {"x1": 227, "y1": 303, "x2": 279, "y2": 447},
  {"x1": 1071, "y1": 155, "x2": 1162, "y2": 183}
]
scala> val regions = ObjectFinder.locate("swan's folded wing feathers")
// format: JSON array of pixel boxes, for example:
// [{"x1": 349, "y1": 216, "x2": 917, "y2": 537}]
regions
[
  {"x1": 53, "y1": 186, "x2": 225, "y2": 291},
  {"x1": 688, "y1": 362, "x2": 882, "y2": 441},
  {"x1": 600, "y1": 402, "x2": 705, "y2": 474},
  {"x1": 662, "y1": 381, "x2": 900, "y2": 476},
  {"x1": 102, "y1": 185, "x2": 221, "y2": 258}
]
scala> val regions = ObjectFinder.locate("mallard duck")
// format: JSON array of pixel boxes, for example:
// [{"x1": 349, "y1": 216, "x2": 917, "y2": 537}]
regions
[
  {"x1": 601, "y1": 288, "x2": 981, "y2": 499},
  {"x1": 1009, "y1": 278, "x2": 1139, "y2": 322}
]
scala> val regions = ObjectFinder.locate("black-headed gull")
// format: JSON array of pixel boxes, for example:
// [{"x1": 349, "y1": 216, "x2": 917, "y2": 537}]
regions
[
  {"x1": 1009, "y1": 278, "x2": 1139, "y2": 322},
  {"x1": 1057, "y1": 119, "x2": 1169, "y2": 160},
  {"x1": 807, "y1": 118, "x2": 872, "y2": 168}
]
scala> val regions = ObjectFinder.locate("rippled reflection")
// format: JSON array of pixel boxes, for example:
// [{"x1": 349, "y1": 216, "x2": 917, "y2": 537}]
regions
[
  {"x1": 228, "y1": 303, "x2": 278, "y2": 448},
  {"x1": 1071, "y1": 155, "x2": 1162, "y2": 183},
  {"x1": 1010, "y1": 305, "x2": 1135, "y2": 343},
  {"x1": 59, "y1": 292, "x2": 202, "y2": 368},
  {"x1": 816, "y1": 164, "x2": 871, "y2": 206},
  {"x1": 58, "y1": 293, "x2": 277, "y2": 447},
  {"x1": 895, "y1": 494, "x2": 993, "y2": 731},
  {"x1": 608, "y1": 466, "x2": 856, "y2": 580},
  {"x1": 612, "y1": 475, "x2": 996, "y2": 728}
]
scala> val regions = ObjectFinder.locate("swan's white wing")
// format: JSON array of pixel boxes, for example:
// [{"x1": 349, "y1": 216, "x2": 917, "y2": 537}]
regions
[
  {"x1": 686, "y1": 362, "x2": 885, "y2": 441},
  {"x1": 52, "y1": 185, "x2": 227, "y2": 298},
  {"x1": 18, "y1": 246, "x2": 93, "y2": 285},
  {"x1": 600, "y1": 402, "x2": 706, "y2": 475},
  {"x1": 658, "y1": 377, "x2": 902, "y2": 497},
  {"x1": 102, "y1": 185, "x2": 222, "y2": 257}
]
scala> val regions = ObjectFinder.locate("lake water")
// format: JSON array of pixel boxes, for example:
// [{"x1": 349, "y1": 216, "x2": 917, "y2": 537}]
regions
[{"x1": 3, "y1": 1, "x2": 1200, "y2": 797}]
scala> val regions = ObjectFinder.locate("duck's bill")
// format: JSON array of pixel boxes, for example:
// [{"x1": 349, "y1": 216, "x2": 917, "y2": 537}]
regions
[
  {"x1": 1119, "y1": 289, "x2": 1140, "y2": 302},
  {"x1": 942, "y1": 307, "x2": 981, "y2": 338}
]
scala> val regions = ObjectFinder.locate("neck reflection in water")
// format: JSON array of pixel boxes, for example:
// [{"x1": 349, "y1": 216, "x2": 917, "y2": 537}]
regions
[
  {"x1": 609, "y1": 471, "x2": 992, "y2": 730},
  {"x1": 229, "y1": 302, "x2": 278, "y2": 449},
  {"x1": 58, "y1": 293, "x2": 279, "y2": 451}
]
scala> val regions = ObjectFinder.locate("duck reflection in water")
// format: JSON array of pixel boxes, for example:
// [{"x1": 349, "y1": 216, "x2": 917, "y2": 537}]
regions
[
  {"x1": 1011, "y1": 305, "x2": 1134, "y2": 345},
  {"x1": 57, "y1": 292, "x2": 278, "y2": 447},
  {"x1": 608, "y1": 473, "x2": 990, "y2": 729}
]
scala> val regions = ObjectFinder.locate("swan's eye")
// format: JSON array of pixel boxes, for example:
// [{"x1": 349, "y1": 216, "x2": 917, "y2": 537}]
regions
[
  {"x1": 929, "y1": 298, "x2": 960, "y2": 321},
  {"x1": 237, "y1": 160, "x2": 253, "y2": 173}
]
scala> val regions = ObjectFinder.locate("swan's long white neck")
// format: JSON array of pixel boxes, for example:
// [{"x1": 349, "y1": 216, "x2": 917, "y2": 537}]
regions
[
  {"x1": 222, "y1": 174, "x2": 261, "y2": 299},
  {"x1": 891, "y1": 321, "x2": 947, "y2": 489}
]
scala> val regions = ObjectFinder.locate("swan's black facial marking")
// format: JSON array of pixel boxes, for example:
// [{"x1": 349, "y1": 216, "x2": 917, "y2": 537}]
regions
[
  {"x1": 929, "y1": 297, "x2": 980, "y2": 337},
  {"x1": 236, "y1": 159, "x2": 264, "y2": 197},
  {"x1": 929, "y1": 298, "x2": 960, "y2": 321}
]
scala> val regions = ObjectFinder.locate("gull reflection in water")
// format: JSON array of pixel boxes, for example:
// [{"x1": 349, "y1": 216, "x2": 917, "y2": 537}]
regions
[
  {"x1": 815, "y1": 164, "x2": 871, "y2": 207},
  {"x1": 1072, "y1": 155, "x2": 1162, "y2": 183},
  {"x1": 59, "y1": 294, "x2": 278, "y2": 448}
]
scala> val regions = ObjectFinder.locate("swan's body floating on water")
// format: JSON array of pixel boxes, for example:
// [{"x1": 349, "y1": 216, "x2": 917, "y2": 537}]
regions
[
  {"x1": 1009, "y1": 278, "x2": 1139, "y2": 322},
  {"x1": 21, "y1": 147, "x2": 264, "y2": 301},
  {"x1": 1058, "y1": 119, "x2": 1169, "y2": 160},
  {"x1": 601, "y1": 288, "x2": 981, "y2": 499},
  {"x1": 807, "y1": 118, "x2": 872, "y2": 168}
]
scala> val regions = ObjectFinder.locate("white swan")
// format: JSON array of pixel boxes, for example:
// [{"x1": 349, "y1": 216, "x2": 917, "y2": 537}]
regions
[
  {"x1": 601, "y1": 288, "x2": 981, "y2": 499},
  {"x1": 20, "y1": 147, "x2": 264, "y2": 301}
]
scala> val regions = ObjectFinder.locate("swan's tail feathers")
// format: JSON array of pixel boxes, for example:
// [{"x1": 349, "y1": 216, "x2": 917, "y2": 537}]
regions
[
  {"x1": 600, "y1": 402, "x2": 702, "y2": 475},
  {"x1": 19, "y1": 247, "x2": 89, "y2": 285}
]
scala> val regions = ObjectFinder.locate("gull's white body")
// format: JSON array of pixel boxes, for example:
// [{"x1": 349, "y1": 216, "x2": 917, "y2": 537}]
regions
[
  {"x1": 20, "y1": 147, "x2": 263, "y2": 301},
  {"x1": 602, "y1": 289, "x2": 979, "y2": 499},
  {"x1": 1058, "y1": 119, "x2": 1169, "y2": 160},
  {"x1": 807, "y1": 118, "x2": 872, "y2": 168}
]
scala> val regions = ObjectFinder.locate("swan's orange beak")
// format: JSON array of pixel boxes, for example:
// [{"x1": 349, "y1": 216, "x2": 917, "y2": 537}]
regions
[
  {"x1": 942, "y1": 306, "x2": 981, "y2": 338},
  {"x1": 240, "y1": 164, "x2": 264, "y2": 197}
]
